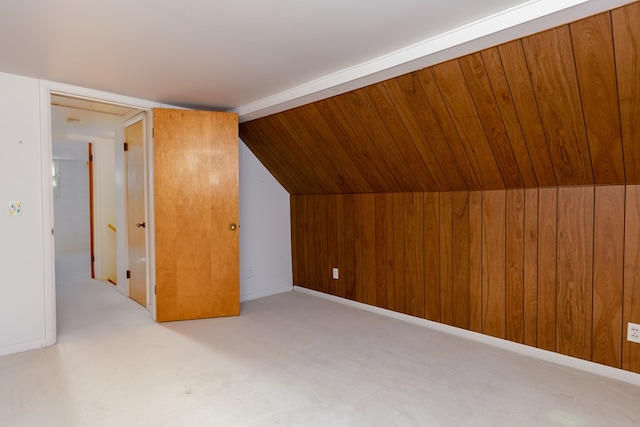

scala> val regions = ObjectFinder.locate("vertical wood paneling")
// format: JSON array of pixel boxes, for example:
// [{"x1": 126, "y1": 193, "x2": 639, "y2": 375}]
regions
[
  {"x1": 538, "y1": 188, "x2": 557, "y2": 351},
  {"x1": 469, "y1": 191, "x2": 483, "y2": 333},
  {"x1": 613, "y1": 2, "x2": 640, "y2": 184},
  {"x1": 326, "y1": 195, "x2": 339, "y2": 295},
  {"x1": 523, "y1": 189, "x2": 539, "y2": 347},
  {"x1": 362, "y1": 194, "x2": 377, "y2": 305},
  {"x1": 404, "y1": 193, "x2": 425, "y2": 317},
  {"x1": 522, "y1": 26, "x2": 594, "y2": 185},
  {"x1": 556, "y1": 187, "x2": 594, "y2": 360},
  {"x1": 394, "y1": 193, "x2": 406, "y2": 313},
  {"x1": 439, "y1": 193, "x2": 454, "y2": 325},
  {"x1": 290, "y1": 183, "x2": 640, "y2": 373},
  {"x1": 343, "y1": 195, "x2": 357, "y2": 300},
  {"x1": 452, "y1": 192, "x2": 470, "y2": 329},
  {"x1": 353, "y1": 195, "x2": 365, "y2": 303},
  {"x1": 424, "y1": 193, "x2": 441, "y2": 321},
  {"x1": 375, "y1": 194, "x2": 388, "y2": 308},
  {"x1": 624, "y1": 186, "x2": 640, "y2": 373},
  {"x1": 481, "y1": 191, "x2": 506, "y2": 338},
  {"x1": 592, "y1": 186, "x2": 624, "y2": 368},
  {"x1": 505, "y1": 189, "x2": 525, "y2": 343},
  {"x1": 385, "y1": 194, "x2": 396, "y2": 311},
  {"x1": 571, "y1": 13, "x2": 624, "y2": 184},
  {"x1": 314, "y1": 196, "x2": 329, "y2": 293},
  {"x1": 335, "y1": 195, "x2": 346, "y2": 298},
  {"x1": 290, "y1": 196, "x2": 300, "y2": 285}
]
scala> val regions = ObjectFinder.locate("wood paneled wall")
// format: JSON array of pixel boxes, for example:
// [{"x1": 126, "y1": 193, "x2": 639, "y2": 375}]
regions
[
  {"x1": 291, "y1": 186, "x2": 640, "y2": 373},
  {"x1": 241, "y1": 3, "x2": 640, "y2": 195}
]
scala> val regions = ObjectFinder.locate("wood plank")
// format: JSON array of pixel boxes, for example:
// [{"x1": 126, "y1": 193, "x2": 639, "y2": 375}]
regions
[
  {"x1": 290, "y1": 196, "x2": 300, "y2": 285},
  {"x1": 469, "y1": 191, "x2": 483, "y2": 332},
  {"x1": 394, "y1": 193, "x2": 406, "y2": 313},
  {"x1": 404, "y1": 193, "x2": 425, "y2": 317},
  {"x1": 538, "y1": 188, "x2": 557, "y2": 351},
  {"x1": 613, "y1": 2, "x2": 640, "y2": 183},
  {"x1": 343, "y1": 194, "x2": 357, "y2": 300},
  {"x1": 327, "y1": 195, "x2": 339, "y2": 296},
  {"x1": 571, "y1": 13, "x2": 624, "y2": 185},
  {"x1": 385, "y1": 194, "x2": 396, "y2": 311},
  {"x1": 623, "y1": 185, "x2": 640, "y2": 373},
  {"x1": 440, "y1": 192, "x2": 454, "y2": 325},
  {"x1": 305, "y1": 196, "x2": 318, "y2": 290},
  {"x1": 353, "y1": 195, "x2": 365, "y2": 303},
  {"x1": 295, "y1": 104, "x2": 376, "y2": 192},
  {"x1": 522, "y1": 26, "x2": 593, "y2": 185},
  {"x1": 592, "y1": 186, "x2": 624, "y2": 368},
  {"x1": 505, "y1": 189, "x2": 525, "y2": 343},
  {"x1": 336, "y1": 91, "x2": 405, "y2": 191},
  {"x1": 336, "y1": 195, "x2": 346, "y2": 298},
  {"x1": 459, "y1": 53, "x2": 523, "y2": 188},
  {"x1": 362, "y1": 194, "x2": 377, "y2": 306},
  {"x1": 452, "y1": 192, "x2": 470, "y2": 329},
  {"x1": 523, "y1": 189, "x2": 539, "y2": 347},
  {"x1": 375, "y1": 194, "x2": 388, "y2": 308},
  {"x1": 319, "y1": 97, "x2": 389, "y2": 192},
  {"x1": 481, "y1": 190, "x2": 506, "y2": 338},
  {"x1": 431, "y1": 60, "x2": 504, "y2": 189},
  {"x1": 416, "y1": 69, "x2": 481, "y2": 190},
  {"x1": 314, "y1": 196, "x2": 329, "y2": 293},
  {"x1": 383, "y1": 75, "x2": 461, "y2": 190},
  {"x1": 367, "y1": 82, "x2": 438, "y2": 191},
  {"x1": 556, "y1": 187, "x2": 594, "y2": 360},
  {"x1": 481, "y1": 47, "x2": 538, "y2": 187},
  {"x1": 424, "y1": 192, "x2": 441, "y2": 322},
  {"x1": 497, "y1": 40, "x2": 557, "y2": 186}
]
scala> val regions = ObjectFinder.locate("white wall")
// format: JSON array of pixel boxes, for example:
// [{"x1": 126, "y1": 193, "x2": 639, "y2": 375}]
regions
[
  {"x1": 0, "y1": 72, "x2": 46, "y2": 356},
  {"x1": 0, "y1": 71, "x2": 293, "y2": 356},
  {"x1": 239, "y1": 141, "x2": 292, "y2": 301},
  {"x1": 52, "y1": 157, "x2": 91, "y2": 251}
]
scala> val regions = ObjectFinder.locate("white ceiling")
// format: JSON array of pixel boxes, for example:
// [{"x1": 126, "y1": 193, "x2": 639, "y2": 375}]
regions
[{"x1": 0, "y1": 0, "x2": 633, "y2": 121}]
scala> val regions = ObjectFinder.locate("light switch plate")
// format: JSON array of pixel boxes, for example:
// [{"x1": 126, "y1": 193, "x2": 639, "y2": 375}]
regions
[{"x1": 8, "y1": 201, "x2": 21, "y2": 216}]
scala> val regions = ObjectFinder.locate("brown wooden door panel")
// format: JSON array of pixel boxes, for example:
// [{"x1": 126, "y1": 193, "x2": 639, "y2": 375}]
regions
[{"x1": 154, "y1": 108, "x2": 239, "y2": 322}]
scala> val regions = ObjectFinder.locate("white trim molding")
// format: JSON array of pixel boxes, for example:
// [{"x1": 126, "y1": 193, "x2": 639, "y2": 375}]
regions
[{"x1": 233, "y1": 0, "x2": 637, "y2": 122}]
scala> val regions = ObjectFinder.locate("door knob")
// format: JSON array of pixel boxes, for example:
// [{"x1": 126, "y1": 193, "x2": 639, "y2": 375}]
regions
[
  {"x1": 136, "y1": 222, "x2": 146, "y2": 228},
  {"x1": 230, "y1": 223, "x2": 237, "y2": 231}
]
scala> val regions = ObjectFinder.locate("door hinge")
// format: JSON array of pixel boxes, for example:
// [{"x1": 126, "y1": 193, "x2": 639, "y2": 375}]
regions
[
  {"x1": 152, "y1": 128, "x2": 154, "y2": 137},
  {"x1": 126, "y1": 270, "x2": 131, "y2": 279},
  {"x1": 91, "y1": 255, "x2": 95, "y2": 262},
  {"x1": 124, "y1": 142, "x2": 129, "y2": 151},
  {"x1": 89, "y1": 154, "x2": 93, "y2": 162},
  {"x1": 154, "y1": 286, "x2": 156, "y2": 295}
]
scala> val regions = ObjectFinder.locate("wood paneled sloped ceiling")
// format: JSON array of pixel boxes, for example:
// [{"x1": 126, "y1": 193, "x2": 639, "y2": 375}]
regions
[{"x1": 240, "y1": 3, "x2": 640, "y2": 194}]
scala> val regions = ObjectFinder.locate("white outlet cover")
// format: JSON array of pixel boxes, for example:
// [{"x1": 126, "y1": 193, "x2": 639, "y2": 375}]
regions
[
  {"x1": 332, "y1": 268, "x2": 339, "y2": 280},
  {"x1": 628, "y1": 322, "x2": 640, "y2": 344},
  {"x1": 8, "y1": 201, "x2": 21, "y2": 216}
]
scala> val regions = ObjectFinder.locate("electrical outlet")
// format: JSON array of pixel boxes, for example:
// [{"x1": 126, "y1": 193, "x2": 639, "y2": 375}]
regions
[
  {"x1": 332, "y1": 268, "x2": 339, "y2": 280},
  {"x1": 628, "y1": 322, "x2": 640, "y2": 344},
  {"x1": 247, "y1": 266, "x2": 254, "y2": 278}
]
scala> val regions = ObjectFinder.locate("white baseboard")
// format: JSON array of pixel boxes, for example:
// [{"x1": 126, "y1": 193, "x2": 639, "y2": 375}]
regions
[
  {"x1": 293, "y1": 286, "x2": 640, "y2": 387},
  {"x1": 241, "y1": 285, "x2": 293, "y2": 303},
  {"x1": 0, "y1": 339, "x2": 45, "y2": 357}
]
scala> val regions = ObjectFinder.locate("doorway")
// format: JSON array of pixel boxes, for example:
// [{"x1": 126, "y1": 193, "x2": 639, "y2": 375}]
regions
[{"x1": 50, "y1": 94, "x2": 148, "y2": 322}]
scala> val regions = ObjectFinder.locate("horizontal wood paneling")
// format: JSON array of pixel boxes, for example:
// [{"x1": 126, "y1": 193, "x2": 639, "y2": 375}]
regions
[
  {"x1": 241, "y1": 4, "x2": 638, "y2": 194},
  {"x1": 291, "y1": 185, "x2": 640, "y2": 374}
]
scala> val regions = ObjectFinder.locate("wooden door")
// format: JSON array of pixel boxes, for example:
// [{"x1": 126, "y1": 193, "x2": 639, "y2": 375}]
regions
[
  {"x1": 125, "y1": 119, "x2": 147, "y2": 307},
  {"x1": 153, "y1": 108, "x2": 240, "y2": 322}
]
